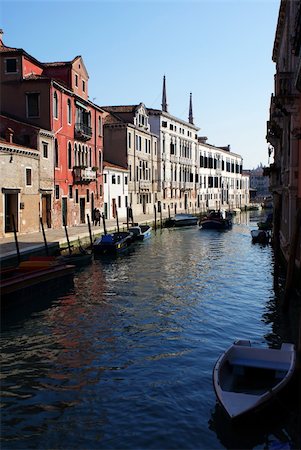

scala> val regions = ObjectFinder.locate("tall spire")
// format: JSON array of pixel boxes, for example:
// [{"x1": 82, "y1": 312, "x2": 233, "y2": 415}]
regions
[
  {"x1": 161, "y1": 75, "x2": 168, "y2": 113},
  {"x1": 188, "y1": 92, "x2": 194, "y2": 124}
]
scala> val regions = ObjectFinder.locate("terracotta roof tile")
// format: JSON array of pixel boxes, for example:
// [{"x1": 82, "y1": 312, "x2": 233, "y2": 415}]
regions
[
  {"x1": 0, "y1": 44, "x2": 19, "y2": 53},
  {"x1": 101, "y1": 105, "x2": 138, "y2": 113}
]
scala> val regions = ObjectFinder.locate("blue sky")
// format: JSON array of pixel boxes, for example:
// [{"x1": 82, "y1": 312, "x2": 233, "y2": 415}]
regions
[{"x1": 1, "y1": 0, "x2": 280, "y2": 169}]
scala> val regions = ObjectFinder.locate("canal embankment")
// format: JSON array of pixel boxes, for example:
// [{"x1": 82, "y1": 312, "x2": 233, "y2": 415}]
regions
[{"x1": 0, "y1": 212, "x2": 171, "y2": 268}]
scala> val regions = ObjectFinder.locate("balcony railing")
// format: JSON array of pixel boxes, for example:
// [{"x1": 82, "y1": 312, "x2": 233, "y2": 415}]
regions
[
  {"x1": 73, "y1": 167, "x2": 96, "y2": 183},
  {"x1": 139, "y1": 180, "x2": 151, "y2": 190},
  {"x1": 75, "y1": 122, "x2": 92, "y2": 141}
]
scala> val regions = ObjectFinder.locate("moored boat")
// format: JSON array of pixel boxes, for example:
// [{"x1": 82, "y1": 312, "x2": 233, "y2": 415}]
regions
[
  {"x1": 257, "y1": 213, "x2": 273, "y2": 231},
  {"x1": 200, "y1": 210, "x2": 232, "y2": 230},
  {"x1": 1, "y1": 259, "x2": 75, "y2": 308},
  {"x1": 165, "y1": 213, "x2": 198, "y2": 228},
  {"x1": 93, "y1": 231, "x2": 133, "y2": 255},
  {"x1": 128, "y1": 224, "x2": 152, "y2": 240},
  {"x1": 213, "y1": 339, "x2": 296, "y2": 421},
  {"x1": 251, "y1": 229, "x2": 270, "y2": 244}
]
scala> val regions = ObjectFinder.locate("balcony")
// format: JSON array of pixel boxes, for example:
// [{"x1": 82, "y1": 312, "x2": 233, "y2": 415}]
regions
[
  {"x1": 75, "y1": 122, "x2": 92, "y2": 141},
  {"x1": 139, "y1": 180, "x2": 151, "y2": 190},
  {"x1": 266, "y1": 120, "x2": 282, "y2": 146},
  {"x1": 73, "y1": 167, "x2": 96, "y2": 184},
  {"x1": 275, "y1": 72, "x2": 294, "y2": 98}
]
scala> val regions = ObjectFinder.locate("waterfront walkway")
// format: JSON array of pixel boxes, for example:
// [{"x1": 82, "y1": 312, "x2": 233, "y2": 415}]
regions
[{"x1": 0, "y1": 213, "x2": 166, "y2": 266}]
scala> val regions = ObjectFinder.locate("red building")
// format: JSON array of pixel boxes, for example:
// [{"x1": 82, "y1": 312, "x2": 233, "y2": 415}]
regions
[{"x1": 0, "y1": 30, "x2": 104, "y2": 228}]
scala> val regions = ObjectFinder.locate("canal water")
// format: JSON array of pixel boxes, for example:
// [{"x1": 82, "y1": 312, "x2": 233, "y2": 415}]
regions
[{"x1": 1, "y1": 212, "x2": 300, "y2": 450}]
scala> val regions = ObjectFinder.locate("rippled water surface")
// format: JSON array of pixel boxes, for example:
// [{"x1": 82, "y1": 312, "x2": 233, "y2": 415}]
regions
[{"x1": 1, "y1": 212, "x2": 299, "y2": 449}]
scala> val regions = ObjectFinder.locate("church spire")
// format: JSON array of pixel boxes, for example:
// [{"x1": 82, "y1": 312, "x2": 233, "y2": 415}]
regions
[
  {"x1": 188, "y1": 92, "x2": 194, "y2": 124},
  {"x1": 161, "y1": 75, "x2": 168, "y2": 112}
]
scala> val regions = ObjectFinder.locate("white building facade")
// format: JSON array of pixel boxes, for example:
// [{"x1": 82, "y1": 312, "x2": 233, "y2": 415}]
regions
[
  {"x1": 103, "y1": 162, "x2": 129, "y2": 221},
  {"x1": 197, "y1": 140, "x2": 249, "y2": 211},
  {"x1": 147, "y1": 108, "x2": 199, "y2": 215}
]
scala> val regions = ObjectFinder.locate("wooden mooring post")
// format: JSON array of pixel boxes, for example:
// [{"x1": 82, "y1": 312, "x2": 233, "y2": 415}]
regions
[
  {"x1": 154, "y1": 205, "x2": 157, "y2": 231},
  {"x1": 63, "y1": 217, "x2": 72, "y2": 255},
  {"x1": 102, "y1": 213, "x2": 107, "y2": 235},
  {"x1": 12, "y1": 214, "x2": 20, "y2": 264},
  {"x1": 115, "y1": 207, "x2": 120, "y2": 233},
  {"x1": 39, "y1": 217, "x2": 49, "y2": 256},
  {"x1": 87, "y1": 214, "x2": 93, "y2": 248}
]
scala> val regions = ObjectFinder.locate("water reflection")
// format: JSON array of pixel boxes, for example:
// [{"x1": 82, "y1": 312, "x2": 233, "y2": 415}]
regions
[
  {"x1": 1, "y1": 212, "x2": 300, "y2": 449},
  {"x1": 209, "y1": 402, "x2": 299, "y2": 450}
]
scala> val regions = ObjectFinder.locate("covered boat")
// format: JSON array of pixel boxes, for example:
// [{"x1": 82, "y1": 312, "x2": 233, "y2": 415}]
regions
[
  {"x1": 213, "y1": 340, "x2": 296, "y2": 421},
  {"x1": 165, "y1": 213, "x2": 198, "y2": 228},
  {"x1": 93, "y1": 231, "x2": 133, "y2": 255},
  {"x1": 251, "y1": 229, "x2": 270, "y2": 244},
  {"x1": 128, "y1": 224, "x2": 152, "y2": 240},
  {"x1": 200, "y1": 210, "x2": 232, "y2": 230}
]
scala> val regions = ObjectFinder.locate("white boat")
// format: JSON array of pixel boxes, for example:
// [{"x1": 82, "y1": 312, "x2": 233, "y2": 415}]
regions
[
  {"x1": 213, "y1": 340, "x2": 296, "y2": 420},
  {"x1": 128, "y1": 224, "x2": 152, "y2": 240}
]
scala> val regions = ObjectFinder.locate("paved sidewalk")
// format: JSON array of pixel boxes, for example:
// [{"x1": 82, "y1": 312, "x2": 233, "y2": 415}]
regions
[{"x1": 0, "y1": 213, "x2": 165, "y2": 265}]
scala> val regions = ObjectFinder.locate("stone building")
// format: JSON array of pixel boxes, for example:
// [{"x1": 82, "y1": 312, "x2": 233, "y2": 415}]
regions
[
  {"x1": 0, "y1": 117, "x2": 54, "y2": 237},
  {"x1": 197, "y1": 139, "x2": 248, "y2": 211},
  {"x1": 266, "y1": 0, "x2": 301, "y2": 271},
  {"x1": 102, "y1": 104, "x2": 159, "y2": 219},
  {"x1": 147, "y1": 79, "x2": 200, "y2": 214}
]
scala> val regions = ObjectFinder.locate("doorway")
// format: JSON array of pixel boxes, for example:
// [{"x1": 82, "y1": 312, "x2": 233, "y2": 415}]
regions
[
  {"x1": 4, "y1": 192, "x2": 18, "y2": 233},
  {"x1": 42, "y1": 194, "x2": 51, "y2": 228},
  {"x1": 112, "y1": 198, "x2": 116, "y2": 218},
  {"x1": 80, "y1": 198, "x2": 85, "y2": 223}
]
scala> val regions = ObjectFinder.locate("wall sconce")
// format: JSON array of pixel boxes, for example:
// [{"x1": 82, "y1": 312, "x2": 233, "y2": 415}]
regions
[{"x1": 9, "y1": 155, "x2": 13, "y2": 163}]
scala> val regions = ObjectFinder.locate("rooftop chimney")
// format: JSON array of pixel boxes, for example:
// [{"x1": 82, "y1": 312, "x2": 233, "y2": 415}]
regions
[{"x1": 0, "y1": 29, "x2": 3, "y2": 46}]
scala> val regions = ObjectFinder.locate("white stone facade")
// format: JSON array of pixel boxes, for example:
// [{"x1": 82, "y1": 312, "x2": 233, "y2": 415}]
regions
[{"x1": 103, "y1": 162, "x2": 129, "y2": 221}]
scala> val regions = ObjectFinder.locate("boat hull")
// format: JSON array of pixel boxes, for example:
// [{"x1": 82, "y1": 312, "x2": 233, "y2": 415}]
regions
[
  {"x1": 251, "y1": 229, "x2": 270, "y2": 244},
  {"x1": 213, "y1": 340, "x2": 296, "y2": 421},
  {"x1": 201, "y1": 219, "x2": 231, "y2": 230},
  {"x1": 1, "y1": 263, "x2": 75, "y2": 309},
  {"x1": 128, "y1": 225, "x2": 152, "y2": 240},
  {"x1": 165, "y1": 214, "x2": 198, "y2": 228},
  {"x1": 93, "y1": 232, "x2": 133, "y2": 255}
]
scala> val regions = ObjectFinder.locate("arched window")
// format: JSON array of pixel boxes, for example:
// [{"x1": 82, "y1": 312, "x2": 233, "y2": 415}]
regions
[
  {"x1": 53, "y1": 91, "x2": 58, "y2": 119},
  {"x1": 67, "y1": 99, "x2": 72, "y2": 124},
  {"x1": 74, "y1": 143, "x2": 78, "y2": 166},
  {"x1": 68, "y1": 142, "x2": 72, "y2": 169},
  {"x1": 89, "y1": 147, "x2": 92, "y2": 167},
  {"x1": 78, "y1": 144, "x2": 82, "y2": 165}
]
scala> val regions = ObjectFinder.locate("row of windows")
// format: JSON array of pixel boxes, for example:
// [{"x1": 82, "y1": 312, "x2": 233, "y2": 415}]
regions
[
  {"x1": 55, "y1": 186, "x2": 103, "y2": 201},
  {"x1": 128, "y1": 132, "x2": 157, "y2": 154},
  {"x1": 200, "y1": 155, "x2": 242, "y2": 173},
  {"x1": 53, "y1": 139, "x2": 102, "y2": 170},
  {"x1": 25, "y1": 92, "x2": 103, "y2": 136},
  {"x1": 103, "y1": 174, "x2": 128, "y2": 185},
  {"x1": 162, "y1": 121, "x2": 197, "y2": 139}
]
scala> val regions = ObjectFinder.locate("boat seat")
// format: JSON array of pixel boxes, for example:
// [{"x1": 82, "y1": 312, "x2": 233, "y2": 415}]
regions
[{"x1": 229, "y1": 357, "x2": 290, "y2": 372}]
